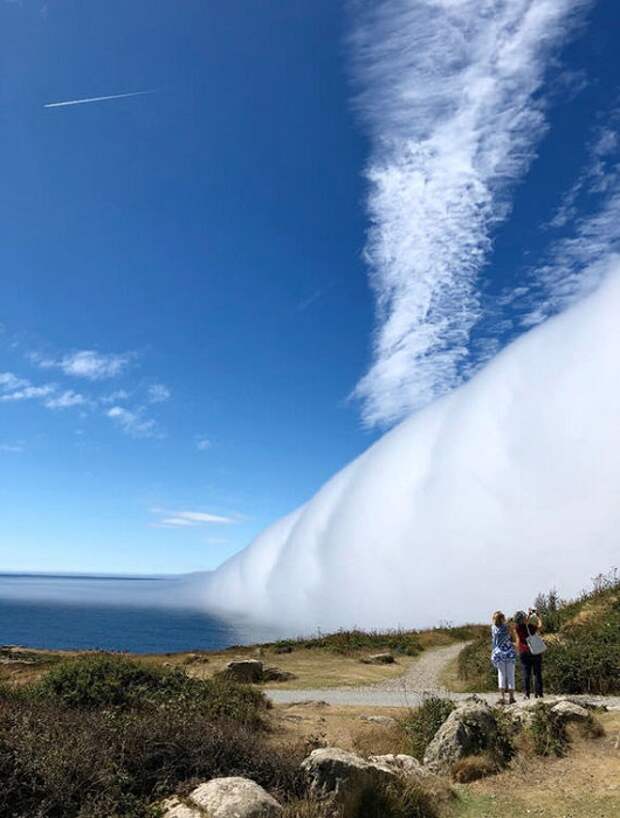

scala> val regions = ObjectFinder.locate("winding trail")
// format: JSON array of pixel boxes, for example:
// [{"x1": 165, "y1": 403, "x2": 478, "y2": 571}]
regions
[{"x1": 266, "y1": 642, "x2": 620, "y2": 709}]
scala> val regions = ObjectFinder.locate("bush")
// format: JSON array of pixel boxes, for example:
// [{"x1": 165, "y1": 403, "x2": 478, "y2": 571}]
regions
[
  {"x1": 0, "y1": 695, "x2": 306, "y2": 818},
  {"x1": 275, "y1": 629, "x2": 424, "y2": 657},
  {"x1": 356, "y1": 781, "x2": 440, "y2": 818},
  {"x1": 31, "y1": 654, "x2": 268, "y2": 725},
  {"x1": 400, "y1": 697, "x2": 456, "y2": 761},
  {"x1": 524, "y1": 702, "x2": 568, "y2": 757}
]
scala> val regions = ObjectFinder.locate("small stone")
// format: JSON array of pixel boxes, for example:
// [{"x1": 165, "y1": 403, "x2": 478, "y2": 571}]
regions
[
  {"x1": 360, "y1": 715, "x2": 397, "y2": 727},
  {"x1": 360, "y1": 652, "x2": 396, "y2": 665}
]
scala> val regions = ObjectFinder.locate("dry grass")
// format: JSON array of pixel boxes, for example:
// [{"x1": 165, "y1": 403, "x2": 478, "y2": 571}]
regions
[
  {"x1": 449, "y1": 710, "x2": 620, "y2": 818},
  {"x1": 269, "y1": 702, "x2": 408, "y2": 757}
]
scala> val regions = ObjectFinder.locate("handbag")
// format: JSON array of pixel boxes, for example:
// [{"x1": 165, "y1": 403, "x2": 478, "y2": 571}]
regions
[{"x1": 526, "y1": 624, "x2": 547, "y2": 655}]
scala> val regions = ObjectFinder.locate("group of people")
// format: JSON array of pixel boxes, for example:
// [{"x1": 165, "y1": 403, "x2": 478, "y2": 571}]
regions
[{"x1": 491, "y1": 609, "x2": 545, "y2": 704}]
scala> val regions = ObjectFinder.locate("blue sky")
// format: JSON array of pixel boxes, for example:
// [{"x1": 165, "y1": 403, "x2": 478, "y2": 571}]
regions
[{"x1": 1, "y1": 0, "x2": 618, "y2": 574}]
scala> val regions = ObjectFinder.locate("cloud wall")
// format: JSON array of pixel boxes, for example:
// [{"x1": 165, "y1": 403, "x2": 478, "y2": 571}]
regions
[{"x1": 204, "y1": 264, "x2": 620, "y2": 632}]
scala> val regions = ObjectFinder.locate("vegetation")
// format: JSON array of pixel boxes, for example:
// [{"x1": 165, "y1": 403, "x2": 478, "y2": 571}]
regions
[
  {"x1": 0, "y1": 655, "x2": 305, "y2": 818},
  {"x1": 523, "y1": 702, "x2": 568, "y2": 757},
  {"x1": 456, "y1": 569, "x2": 620, "y2": 694},
  {"x1": 31, "y1": 653, "x2": 268, "y2": 724},
  {"x1": 272, "y1": 624, "x2": 484, "y2": 658},
  {"x1": 401, "y1": 696, "x2": 456, "y2": 761}
]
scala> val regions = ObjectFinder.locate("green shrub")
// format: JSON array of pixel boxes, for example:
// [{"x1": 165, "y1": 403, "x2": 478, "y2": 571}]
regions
[
  {"x1": 357, "y1": 781, "x2": 440, "y2": 818},
  {"x1": 525, "y1": 702, "x2": 568, "y2": 757},
  {"x1": 456, "y1": 636, "x2": 498, "y2": 692},
  {"x1": 0, "y1": 696, "x2": 306, "y2": 818},
  {"x1": 31, "y1": 654, "x2": 268, "y2": 725},
  {"x1": 400, "y1": 697, "x2": 456, "y2": 761}
]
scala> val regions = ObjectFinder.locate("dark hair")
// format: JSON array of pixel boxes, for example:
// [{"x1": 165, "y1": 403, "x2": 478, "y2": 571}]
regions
[{"x1": 514, "y1": 610, "x2": 527, "y2": 625}]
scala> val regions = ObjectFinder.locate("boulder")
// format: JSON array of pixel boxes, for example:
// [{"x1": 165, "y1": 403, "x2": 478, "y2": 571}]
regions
[
  {"x1": 301, "y1": 747, "x2": 397, "y2": 818},
  {"x1": 161, "y1": 796, "x2": 202, "y2": 818},
  {"x1": 423, "y1": 699, "x2": 497, "y2": 773},
  {"x1": 369, "y1": 753, "x2": 427, "y2": 779},
  {"x1": 360, "y1": 652, "x2": 395, "y2": 665},
  {"x1": 219, "y1": 659, "x2": 264, "y2": 683},
  {"x1": 551, "y1": 700, "x2": 590, "y2": 722},
  {"x1": 262, "y1": 666, "x2": 297, "y2": 682},
  {"x1": 189, "y1": 777, "x2": 282, "y2": 817}
]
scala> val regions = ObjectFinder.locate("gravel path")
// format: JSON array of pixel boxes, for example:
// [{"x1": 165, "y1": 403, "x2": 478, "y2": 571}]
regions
[{"x1": 266, "y1": 642, "x2": 620, "y2": 709}]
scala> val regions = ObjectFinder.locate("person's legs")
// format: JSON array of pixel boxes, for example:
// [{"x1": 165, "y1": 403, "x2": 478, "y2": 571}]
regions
[
  {"x1": 520, "y1": 653, "x2": 532, "y2": 697},
  {"x1": 533, "y1": 654, "x2": 544, "y2": 697},
  {"x1": 497, "y1": 662, "x2": 507, "y2": 703},
  {"x1": 507, "y1": 661, "x2": 516, "y2": 703}
]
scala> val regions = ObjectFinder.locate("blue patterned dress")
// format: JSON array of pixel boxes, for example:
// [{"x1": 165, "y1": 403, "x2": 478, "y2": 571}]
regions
[{"x1": 491, "y1": 624, "x2": 517, "y2": 667}]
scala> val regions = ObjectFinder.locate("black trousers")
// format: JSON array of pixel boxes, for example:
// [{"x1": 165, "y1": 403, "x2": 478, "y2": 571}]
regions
[{"x1": 520, "y1": 652, "x2": 543, "y2": 697}]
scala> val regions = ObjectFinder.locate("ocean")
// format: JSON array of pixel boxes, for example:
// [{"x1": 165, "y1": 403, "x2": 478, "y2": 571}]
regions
[{"x1": 0, "y1": 573, "x2": 279, "y2": 653}]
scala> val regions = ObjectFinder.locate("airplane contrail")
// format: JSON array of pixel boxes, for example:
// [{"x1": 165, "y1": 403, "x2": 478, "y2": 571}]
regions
[{"x1": 44, "y1": 89, "x2": 155, "y2": 109}]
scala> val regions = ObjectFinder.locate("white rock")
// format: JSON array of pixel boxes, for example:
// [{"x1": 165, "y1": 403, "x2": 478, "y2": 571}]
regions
[
  {"x1": 551, "y1": 700, "x2": 590, "y2": 721},
  {"x1": 189, "y1": 777, "x2": 281, "y2": 818}
]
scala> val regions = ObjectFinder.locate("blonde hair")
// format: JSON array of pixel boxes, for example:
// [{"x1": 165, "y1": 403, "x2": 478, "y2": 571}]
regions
[{"x1": 492, "y1": 610, "x2": 505, "y2": 626}]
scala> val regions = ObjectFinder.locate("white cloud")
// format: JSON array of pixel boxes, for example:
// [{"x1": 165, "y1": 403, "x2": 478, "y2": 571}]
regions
[
  {"x1": 100, "y1": 389, "x2": 130, "y2": 405},
  {"x1": 522, "y1": 123, "x2": 620, "y2": 325},
  {"x1": 0, "y1": 383, "x2": 55, "y2": 402},
  {"x1": 107, "y1": 406, "x2": 158, "y2": 438},
  {"x1": 44, "y1": 390, "x2": 88, "y2": 410},
  {"x1": 147, "y1": 383, "x2": 171, "y2": 403},
  {"x1": 203, "y1": 264, "x2": 620, "y2": 631},
  {"x1": 0, "y1": 372, "x2": 29, "y2": 392},
  {"x1": 351, "y1": 0, "x2": 591, "y2": 427},
  {"x1": 37, "y1": 349, "x2": 132, "y2": 380},
  {"x1": 195, "y1": 437, "x2": 212, "y2": 451},
  {"x1": 151, "y1": 508, "x2": 236, "y2": 528}
]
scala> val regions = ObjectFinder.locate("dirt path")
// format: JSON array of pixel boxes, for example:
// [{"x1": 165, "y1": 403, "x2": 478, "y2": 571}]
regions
[{"x1": 266, "y1": 642, "x2": 620, "y2": 709}]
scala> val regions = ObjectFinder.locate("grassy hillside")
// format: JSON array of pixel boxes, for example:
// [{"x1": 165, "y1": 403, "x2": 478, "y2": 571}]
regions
[{"x1": 455, "y1": 569, "x2": 620, "y2": 694}]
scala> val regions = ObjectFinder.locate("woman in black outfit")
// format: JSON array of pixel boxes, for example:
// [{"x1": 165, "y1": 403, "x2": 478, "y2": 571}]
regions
[{"x1": 514, "y1": 608, "x2": 544, "y2": 698}]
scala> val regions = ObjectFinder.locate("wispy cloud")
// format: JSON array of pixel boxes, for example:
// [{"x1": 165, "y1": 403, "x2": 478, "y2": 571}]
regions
[
  {"x1": 195, "y1": 437, "x2": 212, "y2": 452},
  {"x1": 150, "y1": 508, "x2": 236, "y2": 528},
  {"x1": 0, "y1": 381, "x2": 55, "y2": 402},
  {"x1": 521, "y1": 120, "x2": 620, "y2": 326},
  {"x1": 0, "y1": 442, "x2": 24, "y2": 453},
  {"x1": 44, "y1": 90, "x2": 155, "y2": 109},
  {"x1": 100, "y1": 389, "x2": 130, "y2": 405},
  {"x1": 107, "y1": 406, "x2": 159, "y2": 438},
  {"x1": 350, "y1": 0, "x2": 591, "y2": 427},
  {"x1": 147, "y1": 383, "x2": 171, "y2": 403},
  {"x1": 35, "y1": 349, "x2": 132, "y2": 380},
  {"x1": 44, "y1": 390, "x2": 88, "y2": 410},
  {"x1": 0, "y1": 372, "x2": 29, "y2": 392}
]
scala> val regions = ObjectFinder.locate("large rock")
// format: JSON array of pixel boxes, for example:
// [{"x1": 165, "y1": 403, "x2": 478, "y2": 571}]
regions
[
  {"x1": 360, "y1": 652, "x2": 395, "y2": 665},
  {"x1": 219, "y1": 659, "x2": 264, "y2": 683},
  {"x1": 423, "y1": 699, "x2": 497, "y2": 773},
  {"x1": 551, "y1": 700, "x2": 590, "y2": 722},
  {"x1": 262, "y1": 666, "x2": 297, "y2": 682},
  {"x1": 301, "y1": 747, "x2": 397, "y2": 818},
  {"x1": 369, "y1": 753, "x2": 428, "y2": 779},
  {"x1": 189, "y1": 777, "x2": 281, "y2": 817},
  {"x1": 161, "y1": 797, "x2": 202, "y2": 818}
]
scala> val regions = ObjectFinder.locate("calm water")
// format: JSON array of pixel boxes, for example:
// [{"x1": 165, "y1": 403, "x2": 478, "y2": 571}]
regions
[{"x1": 0, "y1": 574, "x2": 278, "y2": 653}]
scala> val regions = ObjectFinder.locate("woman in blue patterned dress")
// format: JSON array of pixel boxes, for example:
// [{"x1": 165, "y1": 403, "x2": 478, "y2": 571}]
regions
[{"x1": 491, "y1": 610, "x2": 517, "y2": 704}]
